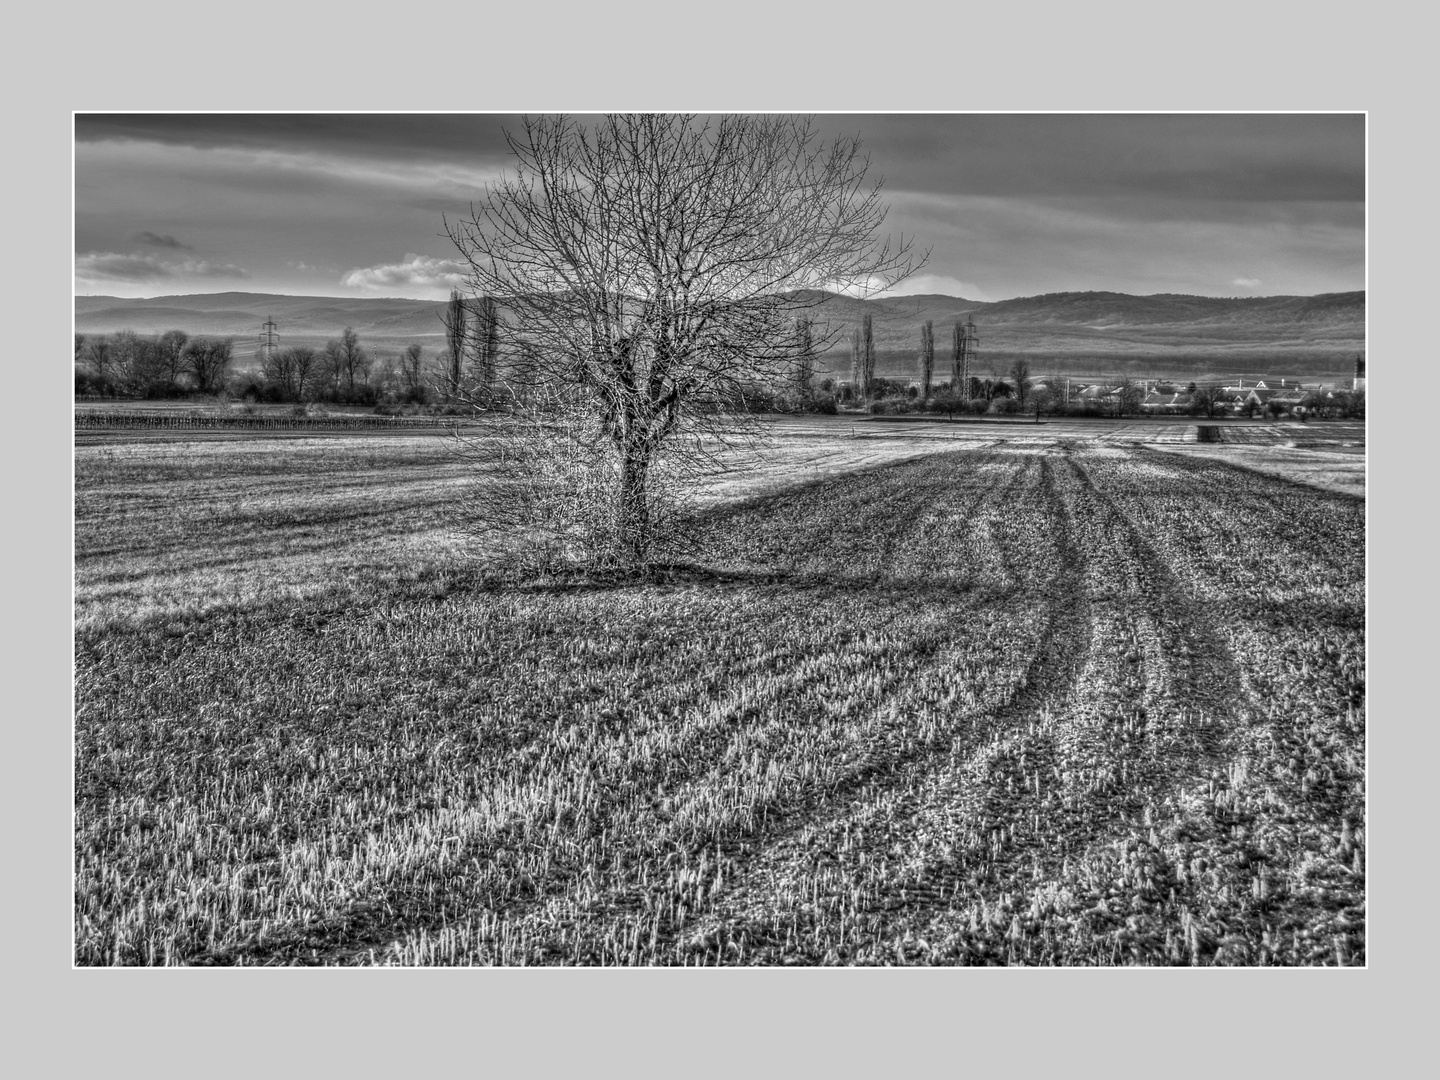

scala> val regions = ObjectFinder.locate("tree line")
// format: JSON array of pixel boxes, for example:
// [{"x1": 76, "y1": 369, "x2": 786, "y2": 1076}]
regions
[
  {"x1": 789, "y1": 318, "x2": 1365, "y2": 421},
  {"x1": 74, "y1": 304, "x2": 503, "y2": 409},
  {"x1": 75, "y1": 330, "x2": 232, "y2": 398},
  {"x1": 782, "y1": 315, "x2": 1057, "y2": 417}
]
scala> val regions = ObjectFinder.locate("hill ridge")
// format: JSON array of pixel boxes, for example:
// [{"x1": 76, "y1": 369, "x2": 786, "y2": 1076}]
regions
[{"x1": 75, "y1": 289, "x2": 1365, "y2": 377}]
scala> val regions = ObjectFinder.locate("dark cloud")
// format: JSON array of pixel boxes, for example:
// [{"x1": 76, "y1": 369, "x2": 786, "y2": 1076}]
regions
[
  {"x1": 76, "y1": 113, "x2": 522, "y2": 165},
  {"x1": 76, "y1": 112, "x2": 1363, "y2": 204},
  {"x1": 133, "y1": 231, "x2": 191, "y2": 250},
  {"x1": 76, "y1": 251, "x2": 249, "y2": 284},
  {"x1": 73, "y1": 113, "x2": 1364, "y2": 300},
  {"x1": 817, "y1": 114, "x2": 1365, "y2": 204}
]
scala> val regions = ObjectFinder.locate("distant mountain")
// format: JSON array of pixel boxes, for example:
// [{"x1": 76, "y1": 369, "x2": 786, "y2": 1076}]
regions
[
  {"x1": 789, "y1": 288, "x2": 1364, "y2": 348},
  {"x1": 74, "y1": 292, "x2": 450, "y2": 340},
  {"x1": 767, "y1": 288, "x2": 1364, "y2": 377},
  {"x1": 74, "y1": 288, "x2": 1365, "y2": 378}
]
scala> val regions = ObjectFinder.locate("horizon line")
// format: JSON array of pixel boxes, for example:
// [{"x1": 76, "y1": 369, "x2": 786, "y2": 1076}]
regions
[{"x1": 74, "y1": 285, "x2": 1368, "y2": 305}]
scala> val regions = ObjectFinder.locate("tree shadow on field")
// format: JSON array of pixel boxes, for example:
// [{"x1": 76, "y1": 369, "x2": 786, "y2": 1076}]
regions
[
  {"x1": 496, "y1": 560, "x2": 1020, "y2": 611},
  {"x1": 474, "y1": 450, "x2": 978, "y2": 603}
]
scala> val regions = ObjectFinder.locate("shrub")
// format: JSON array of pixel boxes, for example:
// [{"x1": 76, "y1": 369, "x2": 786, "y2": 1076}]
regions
[
  {"x1": 867, "y1": 399, "x2": 917, "y2": 416},
  {"x1": 336, "y1": 384, "x2": 380, "y2": 407},
  {"x1": 869, "y1": 377, "x2": 905, "y2": 400},
  {"x1": 141, "y1": 380, "x2": 191, "y2": 400},
  {"x1": 805, "y1": 393, "x2": 839, "y2": 415},
  {"x1": 736, "y1": 386, "x2": 783, "y2": 413},
  {"x1": 75, "y1": 371, "x2": 119, "y2": 398},
  {"x1": 923, "y1": 392, "x2": 965, "y2": 416}
]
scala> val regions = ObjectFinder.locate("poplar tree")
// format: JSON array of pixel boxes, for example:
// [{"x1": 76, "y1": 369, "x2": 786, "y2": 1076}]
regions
[{"x1": 918, "y1": 320, "x2": 934, "y2": 399}]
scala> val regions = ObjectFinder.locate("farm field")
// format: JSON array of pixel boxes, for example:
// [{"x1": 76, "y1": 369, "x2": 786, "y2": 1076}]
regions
[
  {"x1": 74, "y1": 423, "x2": 1365, "y2": 965},
  {"x1": 1142, "y1": 445, "x2": 1365, "y2": 498}
]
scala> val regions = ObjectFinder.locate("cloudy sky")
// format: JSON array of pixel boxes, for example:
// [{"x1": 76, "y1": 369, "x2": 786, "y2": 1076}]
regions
[{"x1": 75, "y1": 113, "x2": 1364, "y2": 302}]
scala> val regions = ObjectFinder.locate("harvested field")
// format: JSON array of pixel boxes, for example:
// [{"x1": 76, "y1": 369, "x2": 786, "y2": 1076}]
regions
[
  {"x1": 1142, "y1": 445, "x2": 1366, "y2": 498},
  {"x1": 74, "y1": 427, "x2": 1364, "y2": 966}
]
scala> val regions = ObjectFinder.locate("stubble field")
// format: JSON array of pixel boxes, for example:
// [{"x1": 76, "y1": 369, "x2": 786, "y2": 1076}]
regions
[{"x1": 74, "y1": 419, "x2": 1365, "y2": 965}]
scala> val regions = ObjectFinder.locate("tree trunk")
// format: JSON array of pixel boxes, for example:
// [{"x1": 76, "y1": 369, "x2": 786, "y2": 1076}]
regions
[{"x1": 617, "y1": 445, "x2": 651, "y2": 562}]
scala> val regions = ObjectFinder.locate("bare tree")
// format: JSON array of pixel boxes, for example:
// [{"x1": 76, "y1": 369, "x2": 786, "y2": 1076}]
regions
[
  {"x1": 443, "y1": 113, "x2": 922, "y2": 563},
  {"x1": 1032, "y1": 384, "x2": 1059, "y2": 419},
  {"x1": 370, "y1": 353, "x2": 399, "y2": 397},
  {"x1": 402, "y1": 343, "x2": 426, "y2": 395},
  {"x1": 447, "y1": 381, "x2": 694, "y2": 576},
  {"x1": 338, "y1": 327, "x2": 367, "y2": 393},
  {"x1": 85, "y1": 336, "x2": 113, "y2": 386},
  {"x1": 469, "y1": 296, "x2": 500, "y2": 398},
  {"x1": 1189, "y1": 384, "x2": 1220, "y2": 419},
  {"x1": 183, "y1": 337, "x2": 234, "y2": 395},
  {"x1": 265, "y1": 345, "x2": 318, "y2": 401},
  {"x1": 322, "y1": 339, "x2": 345, "y2": 398},
  {"x1": 1009, "y1": 357, "x2": 1031, "y2": 408},
  {"x1": 134, "y1": 337, "x2": 167, "y2": 395},
  {"x1": 157, "y1": 330, "x2": 189, "y2": 385},
  {"x1": 291, "y1": 346, "x2": 318, "y2": 401},
  {"x1": 858, "y1": 313, "x2": 876, "y2": 400},
  {"x1": 75, "y1": 333, "x2": 86, "y2": 365},
  {"x1": 108, "y1": 330, "x2": 144, "y2": 394},
  {"x1": 441, "y1": 289, "x2": 467, "y2": 401},
  {"x1": 849, "y1": 326, "x2": 863, "y2": 398},
  {"x1": 263, "y1": 347, "x2": 294, "y2": 399},
  {"x1": 1116, "y1": 377, "x2": 1143, "y2": 417},
  {"x1": 108, "y1": 330, "x2": 174, "y2": 397},
  {"x1": 793, "y1": 317, "x2": 816, "y2": 398},
  {"x1": 918, "y1": 320, "x2": 934, "y2": 400}
]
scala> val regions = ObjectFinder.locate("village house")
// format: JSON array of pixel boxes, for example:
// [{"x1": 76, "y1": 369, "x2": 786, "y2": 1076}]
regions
[
  {"x1": 1140, "y1": 391, "x2": 1193, "y2": 414},
  {"x1": 1076, "y1": 383, "x2": 1121, "y2": 407}
]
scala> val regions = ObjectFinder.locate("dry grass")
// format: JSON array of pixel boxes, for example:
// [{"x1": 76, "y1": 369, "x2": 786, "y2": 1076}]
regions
[{"x1": 74, "y1": 427, "x2": 1365, "y2": 965}]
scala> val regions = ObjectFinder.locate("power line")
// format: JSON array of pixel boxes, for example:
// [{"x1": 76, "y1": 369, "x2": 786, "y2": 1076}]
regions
[{"x1": 257, "y1": 316, "x2": 279, "y2": 367}]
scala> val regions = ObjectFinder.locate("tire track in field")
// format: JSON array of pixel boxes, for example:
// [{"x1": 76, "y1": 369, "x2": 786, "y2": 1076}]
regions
[
  {"x1": 681, "y1": 445, "x2": 1255, "y2": 964},
  {"x1": 373, "y1": 450, "x2": 1038, "y2": 962},
  {"x1": 841, "y1": 446, "x2": 1254, "y2": 962},
  {"x1": 579, "y1": 453, "x2": 1026, "y2": 821},
  {"x1": 626, "y1": 451, "x2": 1097, "y2": 962},
  {"x1": 328, "y1": 450, "x2": 1022, "y2": 963},
  {"x1": 1127, "y1": 445, "x2": 1361, "y2": 573},
  {"x1": 689, "y1": 448, "x2": 990, "y2": 581},
  {"x1": 1078, "y1": 447, "x2": 1365, "y2": 965}
]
